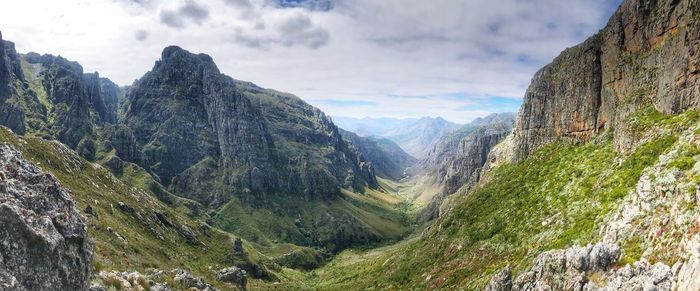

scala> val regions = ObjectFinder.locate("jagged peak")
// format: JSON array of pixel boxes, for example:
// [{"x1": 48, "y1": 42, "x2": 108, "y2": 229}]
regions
[{"x1": 160, "y1": 45, "x2": 215, "y2": 65}]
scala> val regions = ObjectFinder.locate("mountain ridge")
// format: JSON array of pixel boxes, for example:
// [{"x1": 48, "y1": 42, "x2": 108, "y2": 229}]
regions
[{"x1": 333, "y1": 115, "x2": 462, "y2": 158}]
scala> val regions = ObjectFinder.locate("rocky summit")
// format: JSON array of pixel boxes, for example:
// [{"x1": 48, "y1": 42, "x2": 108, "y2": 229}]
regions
[{"x1": 122, "y1": 46, "x2": 375, "y2": 206}]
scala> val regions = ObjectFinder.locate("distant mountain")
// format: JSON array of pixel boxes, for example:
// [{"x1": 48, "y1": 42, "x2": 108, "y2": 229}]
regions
[
  {"x1": 416, "y1": 112, "x2": 516, "y2": 220},
  {"x1": 0, "y1": 36, "x2": 119, "y2": 154},
  {"x1": 333, "y1": 116, "x2": 461, "y2": 158},
  {"x1": 339, "y1": 128, "x2": 417, "y2": 180}
]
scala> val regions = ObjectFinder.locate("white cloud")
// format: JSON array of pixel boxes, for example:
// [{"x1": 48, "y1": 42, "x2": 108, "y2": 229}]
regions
[{"x1": 0, "y1": 0, "x2": 621, "y2": 123}]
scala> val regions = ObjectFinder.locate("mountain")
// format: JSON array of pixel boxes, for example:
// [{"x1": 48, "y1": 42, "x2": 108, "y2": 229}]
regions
[
  {"x1": 116, "y1": 46, "x2": 410, "y2": 251},
  {"x1": 304, "y1": 0, "x2": 700, "y2": 289},
  {"x1": 331, "y1": 116, "x2": 419, "y2": 137},
  {"x1": 6, "y1": 0, "x2": 700, "y2": 289},
  {"x1": 416, "y1": 112, "x2": 516, "y2": 221},
  {"x1": 120, "y1": 46, "x2": 375, "y2": 205},
  {"x1": 332, "y1": 116, "x2": 461, "y2": 158},
  {"x1": 0, "y1": 31, "x2": 119, "y2": 158},
  {"x1": 338, "y1": 128, "x2": 417, "y2": 180},
  {"x1": 0, "y1": 34, "x2": 414, "y2": 289},
  {"x1": 0, "y1": 34, "x2": 410, "y2": 257}
]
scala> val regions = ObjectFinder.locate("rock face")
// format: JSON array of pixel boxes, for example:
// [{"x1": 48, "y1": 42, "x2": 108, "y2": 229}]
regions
[
  {"x1": 123, "y1": 46, "x2": 376, "y2": 206},
  {"x1": 486, "y1": 243, "x2": 621, "y2": 291},
  {"x1": 339, "y1": 128, "x2": 417, "y2": 180},
  {"x1": 418, "y1": 113, "x2": 515, "y2": 220},
  {"x1": 0, "y1": 143, "x2": 92, "y2": 290},
  {"x1": 82, "y1": 72, "x2": 119, "y2": 125},
  {"x1": 0, "y1": 31, "x2": 121, "y2": 156},
  {"x1": 513, "y1": 0, "x2": 700, "y2": 159},
  {"x1": 0, "y1": 32, "x2": 29, "y2": 135},
  {"x1": 216, "y1": 266, "x2": 247, "y2": 290}
]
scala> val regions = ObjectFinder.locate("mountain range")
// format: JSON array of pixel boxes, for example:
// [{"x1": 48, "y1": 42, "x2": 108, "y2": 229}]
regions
[
  {"x1": 2, "y1": 0, "x2": 700, "y2": 290},
  {"x1": 332, "y1": 116, "x2": 461, "y2": 158}
]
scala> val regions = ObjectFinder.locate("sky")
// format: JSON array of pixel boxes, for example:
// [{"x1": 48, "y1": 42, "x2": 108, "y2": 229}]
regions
[{"x1": 0, "y1": 0, "x2": 622, "y2": 124}]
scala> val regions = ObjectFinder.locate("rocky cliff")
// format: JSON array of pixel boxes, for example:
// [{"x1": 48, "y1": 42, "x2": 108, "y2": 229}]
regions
[
  {"x1": 122, "y1": 46, "x2": 376, "y2": 207},
  {"x1": 0, "y1": 32, "x2": 31, "y2": 135},
  {"x1": 514, "y1": 0, "x2": 700, "y2": 159},
  {"x1": 0, "y1": 31, "x2": 122, "y2": 158},
  {"x1": 0, "y1": 143, "x2": 92, "y2": 290},
  {"x1": 417, "y1": 112, "x2": 515, "y2": 220},
  {"x1": 339, "y1": 128, "x2": 417, "y2": 180}
]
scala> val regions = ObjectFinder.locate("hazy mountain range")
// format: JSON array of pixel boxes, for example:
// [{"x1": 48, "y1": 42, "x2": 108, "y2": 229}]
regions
[{"x1": 333, "y1": 116, "x2": 461, "y2": 158}]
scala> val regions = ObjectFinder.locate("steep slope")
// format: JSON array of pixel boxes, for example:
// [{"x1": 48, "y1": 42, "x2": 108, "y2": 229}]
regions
[
  {"x1": 0, "y1": 126, "x2": 330, "y2": 290},
  {"x1": 417, "y1": 113, "x2": 516, "y2": 220},
  {"x1": 333, "y1": 116, "x2": 461, "y2": 158},
  {"x1": 115, "y1": 46, "x2": 407, "y2": 251},
  {"x1": 514, "y1": 0, "x2": 700, "y2": 159},
  {"x1": 121, "y1": 46, "x2": 375, "y2": 205},
  {"x1": 305, "y1": 0, "x2": 700, "y2": 289},
  {"x1": 338, "y1": 128, "x2": 417, "y2": 180},
  {"x1": 0, "y1": 31, "x2": 39, "y2": 135},
  {"x1": 0, "y1": 31, "x2": 120, "y2": 159}
]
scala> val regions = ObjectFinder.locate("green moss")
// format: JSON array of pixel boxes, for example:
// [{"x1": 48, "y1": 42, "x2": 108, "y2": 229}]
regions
[
  {"x1": 620, "y1": 236, "x2": 644, "y2": 265},
  {"x1": 669, "y1": 143, "x2": 700, "y2": 171}
]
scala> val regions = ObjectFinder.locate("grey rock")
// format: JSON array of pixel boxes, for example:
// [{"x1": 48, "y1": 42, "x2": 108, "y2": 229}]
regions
[
  {"x1": 172, "y1": 268, "x2": 218, "y2": 290},
  {"x1": 216, "y1": 266, "x2": 248, "y2": 290},
  {"x1": 485, "y1": 265, "x2": 512, "y2": 291},
  {"x1": 0, "y1": 143, "x2": 92, "y2": 290},
  {"x1": 487, "y1": 243, "x2": 621, "y2": 291},
  {"x1": 417, "y1": 113, "x2": 515, "y2": 221}
]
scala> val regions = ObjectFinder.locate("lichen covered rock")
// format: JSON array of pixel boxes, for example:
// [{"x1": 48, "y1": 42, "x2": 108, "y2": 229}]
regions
[{"x1": 0, "y1": 143, "x2": 92, "y2": 290}]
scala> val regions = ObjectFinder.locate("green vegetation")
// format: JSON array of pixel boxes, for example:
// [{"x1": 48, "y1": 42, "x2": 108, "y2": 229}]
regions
[
  {"x1": 214, "y1": 177, "x2": 412, "y2": 252},
  {"x1": 628, "y1": 105, "x2": 700, "y2": 137},
  {"x1": 303, "y1": 125, "x2": 679, "y2": 290},
  {"x1": 0, "y1": 127, "x2": 310, "y2": 289}
]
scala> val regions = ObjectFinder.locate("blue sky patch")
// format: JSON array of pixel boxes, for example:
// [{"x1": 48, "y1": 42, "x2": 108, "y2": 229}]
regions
[{"x1": 275, "y1": 0, "x2": 335, "y2": 11}]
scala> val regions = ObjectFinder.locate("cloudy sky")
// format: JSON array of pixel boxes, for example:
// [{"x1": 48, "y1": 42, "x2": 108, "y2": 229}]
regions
[{"x1": 0, "y1": 0, "x2": 622, "y2": 123}]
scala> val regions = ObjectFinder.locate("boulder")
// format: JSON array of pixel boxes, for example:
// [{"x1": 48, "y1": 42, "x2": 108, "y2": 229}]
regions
[
  {"x1": 216, "y1": 266, "x2": 248, "y2": 290},
  {"x1": 0, "y1": 143, "x2": 92, "y2": 290}
]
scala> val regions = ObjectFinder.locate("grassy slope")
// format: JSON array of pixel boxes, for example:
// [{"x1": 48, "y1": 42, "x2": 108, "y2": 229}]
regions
[
  {"x1": 0, "y1": 127, "x2": 327, "y2": 290},
  {"x1": 303, "y1": 108, "x2": 700, "y2": 290},
  {"x1": 213, "y1": 177, "x2": 412, "y2": 251}
]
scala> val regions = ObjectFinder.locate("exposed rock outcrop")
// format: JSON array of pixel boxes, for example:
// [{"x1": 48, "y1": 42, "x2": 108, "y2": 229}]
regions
[
  {"x1": 0, "y1": 32, "x2": 29, "y2": 135},
  {"x1": 0, "y1": 143, "x2": 92, "y2": 290},
  {"x1": 216, "y1": 266, "x2": 247, "y2": 290},
  {"x1": 486, "y1": 243, "x2": 621, "y2": 291},
  {"x1": 513, "y1": 0, "x2": 700, "y2": 159},
  {"x1": 172, "y1": 268, "x2": 218, "y2": 291}
]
